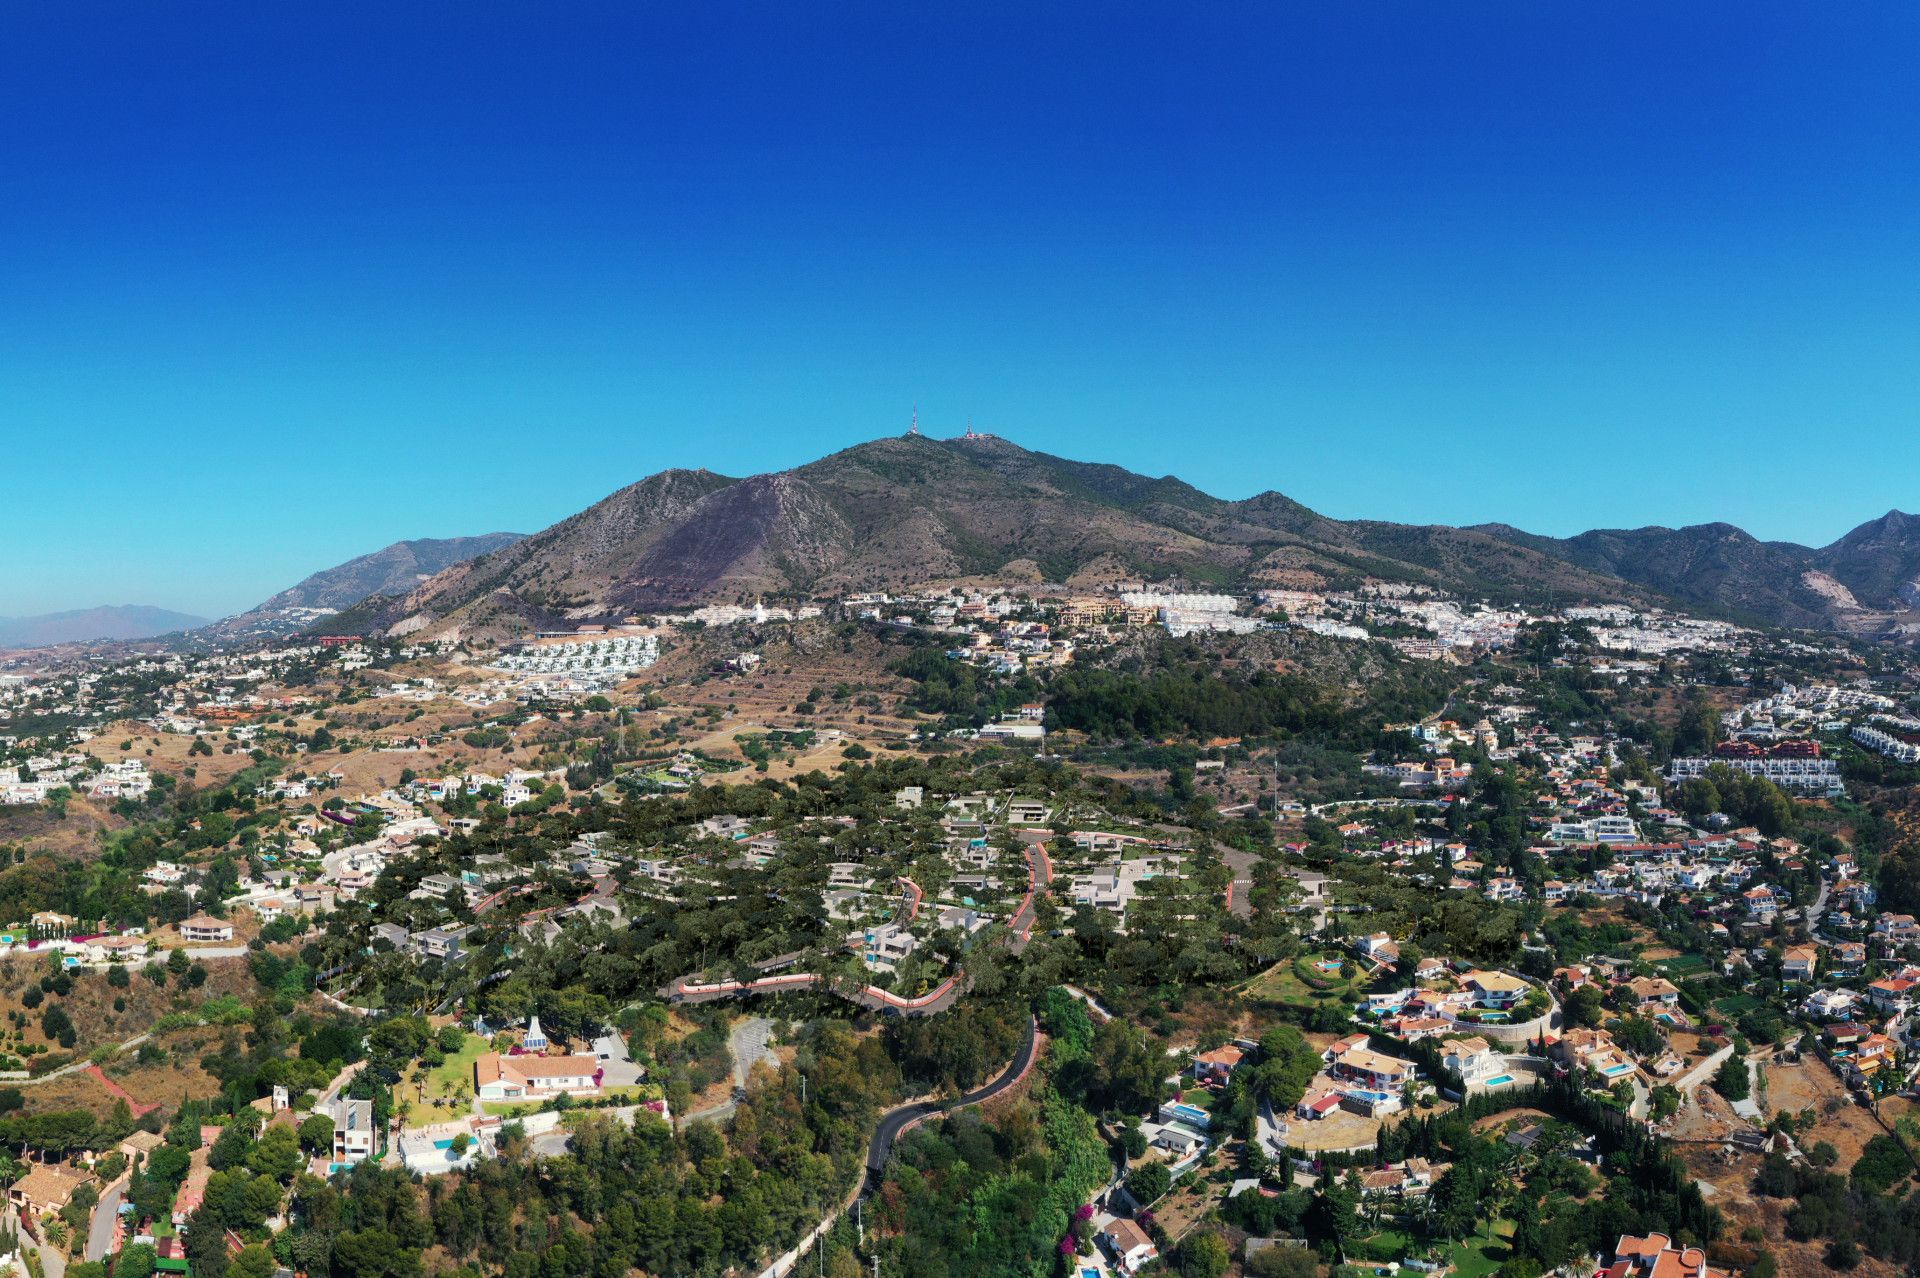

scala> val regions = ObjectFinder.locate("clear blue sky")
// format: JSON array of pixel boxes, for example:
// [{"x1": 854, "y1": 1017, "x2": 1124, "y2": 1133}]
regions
[{"x1": 4, "y1": 3, "x2": 1918, "y2": 617}]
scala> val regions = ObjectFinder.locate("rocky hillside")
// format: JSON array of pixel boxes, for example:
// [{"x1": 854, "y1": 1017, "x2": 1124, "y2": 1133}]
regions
[
  {"x1": 206, "y1": 532, "x2": 526, "y2": 639},
  {"x1": 313, "y1": 435, "x2": 1920, "y2": 642},
  {"x1": 369, "y1": 436, "x2": 1649, "y2": 639},
  {"x1": 1475, "y1": 511, "x2": 1920, "y2": 637}
]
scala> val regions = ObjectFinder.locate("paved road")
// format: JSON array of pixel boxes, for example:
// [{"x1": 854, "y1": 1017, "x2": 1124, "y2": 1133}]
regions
[
  {"x1": 85, "y1": 1181, "x2": 123, "y2": 1261},
  {"x1": 1218, "y1": 848, "x2": 1259, "y2": 919},
  {"x1": 593, "y1": 1028, "x2": 646, "y2": 1088},
  {"x1": 751, "y1": 1016, "x2": 1040, "y2": 1278},
  {"x1": 861, "y1": 1014, "x2": 1039, "y2": 1193},
  {"x1": 1807, "y1": 874, "x2": 1832, "y2": 936},
  {"x1": 676, "y1": 1018, "x2": 778, "y2": 1130},
  {"x1": 732, "y1": 1017, "x2": 777, "y2": 1089},
  {"x1": 676, "y1": 1099, "x2": 737, "y2": 1130}
]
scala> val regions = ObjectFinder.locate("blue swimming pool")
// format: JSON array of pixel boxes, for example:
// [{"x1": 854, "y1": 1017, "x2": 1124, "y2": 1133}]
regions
[
  {"x1": 433, "y1": 1139, "x2": 456, "y2": 1151},
  {"x1": 1485, "y1": 1074, "x2": 1515, "y2": 1087},
  {"x1": 1166, "y1": 1103, "x2": 1210, "y2": 1125},
  {"x1": 1344, "y1": 1089, "x2": 1393, "y2": 1104},
  {"x1": 1602, "y1": 1063, "x2": 1634, "y2": 1077}
]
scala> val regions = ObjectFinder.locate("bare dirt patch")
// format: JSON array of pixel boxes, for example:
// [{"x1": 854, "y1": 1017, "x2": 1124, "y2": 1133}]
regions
[{"x1": 1758, "y1": 1059, "x2": 1891, "y2": 1171}]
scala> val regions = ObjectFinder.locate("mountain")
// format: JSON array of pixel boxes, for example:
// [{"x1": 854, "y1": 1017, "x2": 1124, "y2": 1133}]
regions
[
  {"x1": 299, "y1": 435, "x2": 1920, "y2": 642},
  {"x1": 249, "y1": 534, "x2": 527, "y2": 612},
  {"x1": 369, "y1": 435, "x2": 1653, "y2": 639},
  {"x1": 1474, "y1": 511, "x2": 1920, "y2": 636},
  {"x1": 0, "y1": 605, "x2": 209, "y2": 648},
  {"x1": 207, "y1": 533, "x2": 526, "y2": 640},
  {"x1": 1816, "y1": 511, "x2": 1920, "y2": 614}
]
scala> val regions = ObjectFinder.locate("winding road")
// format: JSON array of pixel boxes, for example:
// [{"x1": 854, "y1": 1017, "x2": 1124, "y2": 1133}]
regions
[
  {"x1": 751, "y1": 1015, "x2": 1042, "y2": 1278},
  {"x1": 861, "y1": 1014, "x2": 1040, "y2": 1193}
]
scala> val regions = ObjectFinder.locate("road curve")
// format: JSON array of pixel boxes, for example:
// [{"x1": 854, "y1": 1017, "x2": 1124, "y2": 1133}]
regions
[{"x1": 862, "y1": 1014, "x2": 1040, "y2": 1194}]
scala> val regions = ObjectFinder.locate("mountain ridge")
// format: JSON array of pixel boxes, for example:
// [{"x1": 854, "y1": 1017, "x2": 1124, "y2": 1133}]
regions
[
  {"x1": 363, "y1": 436, "x2": 1650, "y2": 638},
  {"x1": 201, "y1": 533, "x2": 529, "y2": 641},
  {"x1": 276, "y1": 435, "x2": 1920, "y2": 643}
]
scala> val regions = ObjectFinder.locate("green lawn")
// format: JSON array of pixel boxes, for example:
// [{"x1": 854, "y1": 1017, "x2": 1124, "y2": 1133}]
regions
[
  {"x1": 1442, "y1": 1221, "x2": 1515, "y2": 1278},
  {"x1": 404, "y1": 1031, "x2": 490, "y2": 1125},
  {"x1": 1243, "y1": 954, "x2": 1361, "y2": 1007},
  {"x1": 1654, "y1": 954, "x2": 1711, "y2": 978}
]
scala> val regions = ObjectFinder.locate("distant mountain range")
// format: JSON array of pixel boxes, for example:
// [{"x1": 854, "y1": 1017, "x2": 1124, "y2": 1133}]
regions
[
  {"x1": 317, "y1": 434, "x2": 1920, "y2": 642},
  {"x1": 202, "y1": 533, "x2": 526, "y2": 640},
  {"x1": 1473, "y1": 513, "x2": 1920, "y2": 634},
  {"x1": 34, "y1": 440, "x2": 1909, "y2": 651},
  {"x1": 0, "y1": 605, "x2": 210, "y2": 649}
]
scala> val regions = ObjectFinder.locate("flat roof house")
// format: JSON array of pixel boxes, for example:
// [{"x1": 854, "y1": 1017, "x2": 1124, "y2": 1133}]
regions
[{"x1": 327, "y1": 1096, "x2": 377, "y2": 1167}]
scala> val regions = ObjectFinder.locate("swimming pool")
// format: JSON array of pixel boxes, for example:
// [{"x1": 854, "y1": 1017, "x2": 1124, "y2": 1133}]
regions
[
  {"x1": 1601, "y1": 1063, "x2": 1634, "y2": 1077},
  {"x1": 433, "y1": 1139, "x2": 457, "y2": 1151},
  {"x1": 1165, "y1": 1102, "x2": 1210, "y2": 1125},
  {"x1": 1484, "y1": 1074, "x2": 1515, "y2": 1087},
  {"x1": 1344, "y1": 1089, "x2": 1394, "y2": 1104}
]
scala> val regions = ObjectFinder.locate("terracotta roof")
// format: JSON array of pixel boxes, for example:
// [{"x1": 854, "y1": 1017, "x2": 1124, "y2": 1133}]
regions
[
  {"x1": 1104, "y1": 1217, "x2": 1154, "y2": 1253},
  {"x1": 12, "y1": 1162, "x2": 89, "y2": 1208},
  {"x1": 476, "y1": 1053, "x2": 601, "y2": 1085}
]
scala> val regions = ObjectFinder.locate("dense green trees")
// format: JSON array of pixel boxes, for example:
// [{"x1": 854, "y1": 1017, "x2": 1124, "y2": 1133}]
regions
[
  {"x1": 874, "y1": 1053, "x2": 1107, "y2": 1278},
  {"x1": 1245, "y1": 1026, "x2": 1321, "y2": 1111},
  {"x1": 1712, "y1": 1053, "x2": 1750, "y2": 1102},
  {"x1": 270, "y1": 1021, "x2": 902, "y2": 1278},
  {"x1": 1045, "y1": 665, "x2": 1337, "y2": 742}
]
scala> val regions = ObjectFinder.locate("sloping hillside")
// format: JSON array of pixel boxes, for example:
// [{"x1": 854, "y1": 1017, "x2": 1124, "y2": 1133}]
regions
[{"x1": 371, "y1": 436, "x2": 1650, "y2": 638}]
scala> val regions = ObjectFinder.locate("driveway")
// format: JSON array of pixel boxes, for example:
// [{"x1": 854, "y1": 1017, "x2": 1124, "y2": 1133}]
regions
[{"x1": 592, "y1": 1030, "x2": 645, "y2": 1088}]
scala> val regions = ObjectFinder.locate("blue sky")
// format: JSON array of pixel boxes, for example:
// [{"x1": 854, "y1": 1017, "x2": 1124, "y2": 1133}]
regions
[{"x1": 4, "y1": 3, "x2": 1918, "y2": 617}]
